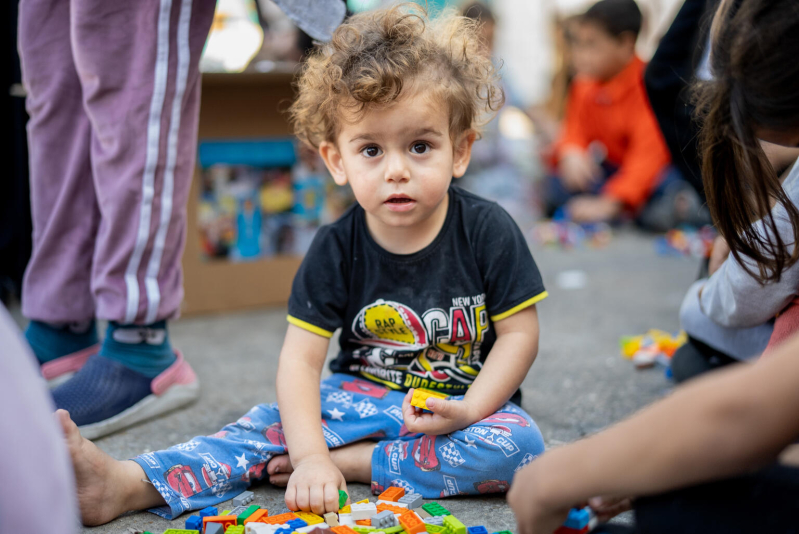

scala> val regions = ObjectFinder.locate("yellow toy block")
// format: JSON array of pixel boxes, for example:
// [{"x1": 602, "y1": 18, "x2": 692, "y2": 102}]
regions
[
  {"x1": 295, "y1": 512, "x2": 325, "y2": 525},
  {"x1": 410, "y1": 388, "x2": 448, "y2": 410}
]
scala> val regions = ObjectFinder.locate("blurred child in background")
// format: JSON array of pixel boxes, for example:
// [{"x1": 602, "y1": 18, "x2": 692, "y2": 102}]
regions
[{"x1": 546, "y1": 0, "x2": 696, "y2": 230}]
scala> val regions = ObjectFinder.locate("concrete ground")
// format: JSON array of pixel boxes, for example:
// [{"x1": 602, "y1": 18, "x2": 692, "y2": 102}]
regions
[{"x1": 15, "y1": 230, "x2": 700, "y2": 533}]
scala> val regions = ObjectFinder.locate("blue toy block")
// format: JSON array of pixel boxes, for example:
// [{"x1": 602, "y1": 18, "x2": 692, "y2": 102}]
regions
[
  {"x1": 185, "y1": 516, "x2": 203, "y2": 531},
  {"x1": 287, "y1": 519, "x2": 309, "y2": 529},
  {"x1": 564, "y1": 508, "x2": 590, "y2": 530},
  {"x1": 200, "y1": 506, "x2": 219, "y2": 518},
  {"x1": 275, "y1": 528, "x2": 293, "y2": 534},
  {"x1": 468, "y1": 527, "x2": 488, "y2": 534}
]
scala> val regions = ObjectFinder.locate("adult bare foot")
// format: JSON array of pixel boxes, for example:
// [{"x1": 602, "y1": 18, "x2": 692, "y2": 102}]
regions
[
  {"x1": 266, "y1": 441, "x2": 376, "y2": 487},
  {"x1": 58, "y1": 409, "x2": 165, "y2": 525}
]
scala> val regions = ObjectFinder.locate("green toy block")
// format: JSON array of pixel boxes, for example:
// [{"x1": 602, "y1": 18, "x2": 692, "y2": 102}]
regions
[
  {"x1": 443, "y1": 516, "x2": 466, "y2": 534},
  {"x1": 222, "y1": 510, "x2": 231, "y2": 516},
  {"x1": 353, "y1": 526, "x2": 377, "y2": 534},
  {"x1": 238, "y1": 504, "x2": 261, "y2": 525},
  {"x1": 163, "y1": 530, "x2": 199, "y2": 534},
  {"x1": 382, "y1": 526, "x2": 405, "y2": 534},
  {"x1": 426, "y1": 525, "x2": 447, "y2": 534},
  {"x1": 227, "y1": 526, "x2": 245, "y2": 534},
  {"x1": 339, "y1": 489, "x2": 349, "y2": 510},
  {"x1": 493, "y1": 531, "x2": 513, "y2": 534},
  {"x1": 421, "y1": 503, "x2": 450, "y2": 517}
]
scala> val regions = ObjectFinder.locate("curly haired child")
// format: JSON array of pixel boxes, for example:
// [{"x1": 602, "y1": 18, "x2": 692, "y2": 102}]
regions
[{"x1": 60, "y1": 4, "x2": 548, "y2": 525}]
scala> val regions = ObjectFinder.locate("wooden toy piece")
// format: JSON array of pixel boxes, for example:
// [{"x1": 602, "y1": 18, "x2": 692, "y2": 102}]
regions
[
  {"x1": 203, "y1": 515, "x2": 237, "y2": 533},
  {"x1": 332, "y1": 526, "x2": 359, "y2": 534},
  {"x1": 410, "y1": 388, "x2": 448, "y2": 411},
  {"x1": 399, "y1": 510, "x2": 426, "y2": 534},
  {"x1": 244, "y1": 509, "x2": 270, "y2": 525},
  {"x1": 296, "y1": 511, "x2": 325, "y2": 525},
  {"x1": 262, "y1": 512, "x2": 299, "y2": 525},
  {"x1": 324, "y1": 512, "x2": 340, "y2": 527},
  {"x1": 378, "y1": 487, "x2": 405, "y2": 502}
]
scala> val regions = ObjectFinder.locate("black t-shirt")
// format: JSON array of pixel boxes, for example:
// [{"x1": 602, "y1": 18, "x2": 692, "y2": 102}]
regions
[{"x1": 287, "y1": 186, "x2": 547, "y2": 403}]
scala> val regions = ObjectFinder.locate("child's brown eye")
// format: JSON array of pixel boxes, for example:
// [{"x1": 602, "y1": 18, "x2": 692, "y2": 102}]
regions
[
  {"x1": 412, "y1": 143, "x2": 429, "y2": 154},
  {"x1": 363, "y1": 146, "x2": 381, "y2": 157}
]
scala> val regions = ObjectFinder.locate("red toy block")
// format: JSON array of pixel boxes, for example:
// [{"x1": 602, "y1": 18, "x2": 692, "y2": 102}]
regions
[
  {"x1": 203, "y1": 515, "x2": 237, "y2": 532},
  {"x1": 262, "y1": 512, "x2": 299, "y2": 525},
  {"x1": 244, "y1": 509, "x2": 270, "y2": 524},
  {"x1": 554, "y1": 527, "x2": 589, "y2": 534},
  {"x1": 332, "y1": 526, "x2": 359, "y2": 534},
  {"x1": 376, "y1": 503, "x2": 407, "y2": 515},
  {"x1": 379, "y1": 487, "x2": 405, "y2": 502},
  {"x1": 399, "y1": 510, "x2": 426, "y2": 534}
]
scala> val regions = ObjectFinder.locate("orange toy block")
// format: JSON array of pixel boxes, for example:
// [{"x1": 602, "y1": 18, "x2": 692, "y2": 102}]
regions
[
  {"x1": 376, "y1": 503, "x2": 407, "y2": 515},
  {"x1": 262, "y1": 512, "x2": 299, "y2": 525},
  {"x1": 356, "y1": 520, "x2": 371, "y2": 526},
  {"x1": 333, "y1": 526, "x2": 359, "y2": 534},
  {"x1": 203, "y1": 516, "x2": 237, "y2": 532},
  {"x1": 399, "y1": 511, "x2": 426, "y2": 534},
  {"x1": 378, "y1": 487, "x2": 405, "y2": 502},
  {"x1": 410, "y1": 389, "x2": 448, "y2": 411},
  {"x1": 243, "y1": 509, "x2": 270, "y2": 524}
]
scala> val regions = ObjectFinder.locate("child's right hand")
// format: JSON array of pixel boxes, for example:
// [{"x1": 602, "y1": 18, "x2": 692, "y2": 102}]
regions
[{"x1": 285, "y1": 453, "x2": 348, "y2": 514}]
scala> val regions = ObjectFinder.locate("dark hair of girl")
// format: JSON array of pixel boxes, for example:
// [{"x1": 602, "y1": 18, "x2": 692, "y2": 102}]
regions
[{"x1": 695, "y1": 0, "x2": 799, "y2": 283}]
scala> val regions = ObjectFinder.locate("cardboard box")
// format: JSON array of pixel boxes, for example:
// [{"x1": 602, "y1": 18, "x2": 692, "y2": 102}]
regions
[{"x1": 183, "y1": 71, "x2": 302, "y2": 315}]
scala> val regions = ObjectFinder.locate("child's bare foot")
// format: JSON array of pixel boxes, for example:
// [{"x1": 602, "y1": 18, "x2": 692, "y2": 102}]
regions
[
  {"x1": 266, "y1": 441, "x2": 376, "y2": 487},
  {"x1": 58, "y1": 409, "x2": 165, "y2": 525}
]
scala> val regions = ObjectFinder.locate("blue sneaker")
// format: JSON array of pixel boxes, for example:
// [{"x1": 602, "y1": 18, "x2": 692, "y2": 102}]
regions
[{"x1": 52, "y1": 350, "x2": 199, "y2": 439}]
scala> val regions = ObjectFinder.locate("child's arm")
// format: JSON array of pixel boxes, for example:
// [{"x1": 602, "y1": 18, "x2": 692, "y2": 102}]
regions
[
  {"x1": 507, "y1": 333, "x2": 799, "y2": 534},
  {"x1": 276, "y1": 324, "x2": 346, "y2": 514},
  {"x1": 403, "y1": 306, "x2": 539, "y2": 435}
]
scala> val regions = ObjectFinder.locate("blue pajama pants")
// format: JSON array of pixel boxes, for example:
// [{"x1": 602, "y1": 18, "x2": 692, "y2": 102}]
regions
[{"x1": 133, "y1": 374, "x2": 545, "y2": 519}]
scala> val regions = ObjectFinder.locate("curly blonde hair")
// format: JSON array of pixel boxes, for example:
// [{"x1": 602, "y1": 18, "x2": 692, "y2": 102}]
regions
[{"x1": 289, "y1": 3, "x2": 504, "y2": 148}]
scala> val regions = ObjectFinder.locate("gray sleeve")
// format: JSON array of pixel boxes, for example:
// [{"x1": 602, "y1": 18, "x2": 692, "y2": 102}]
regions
[
  {"x1": 0, "y1": 306, "x2": 78, "y2": 534},
  {"x1": 699, "y1": 161, "x2": 799, "y2": 328}
]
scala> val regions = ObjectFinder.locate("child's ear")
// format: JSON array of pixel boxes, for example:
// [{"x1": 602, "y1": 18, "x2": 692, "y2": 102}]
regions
[
  {"x1": 452, "y1": 130, "x2": 477, "y2": 178},
  {"x1": 319, "y1": 141, "x2": 348, "y2": 186}
]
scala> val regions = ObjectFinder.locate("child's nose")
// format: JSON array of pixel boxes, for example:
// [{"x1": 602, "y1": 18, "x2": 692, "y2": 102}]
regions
[{"x1": 384, "y1": 152, "x2": 410, "y2": 183}]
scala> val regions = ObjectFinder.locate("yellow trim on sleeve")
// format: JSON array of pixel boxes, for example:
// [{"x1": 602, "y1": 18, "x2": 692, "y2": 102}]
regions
[
  {"x1": 489, "y1": 291, "x2": 549, "y2": 322},
  {"x1": 287, "y1": 315, "x2": 334, "y2": 338}
]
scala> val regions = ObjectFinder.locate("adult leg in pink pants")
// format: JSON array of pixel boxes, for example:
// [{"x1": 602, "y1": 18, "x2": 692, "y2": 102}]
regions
[{"x1": 18, "y1": 0, "x2": 216, "y2": 439}]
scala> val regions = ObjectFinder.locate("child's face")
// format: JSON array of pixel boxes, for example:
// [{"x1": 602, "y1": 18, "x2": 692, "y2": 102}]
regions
[
  {"x1": 570, "y1": 21, "x2": 636, "y2": 82},
  {"x1": 319, "y1": 89, "x2": 475, "y2": 232}
]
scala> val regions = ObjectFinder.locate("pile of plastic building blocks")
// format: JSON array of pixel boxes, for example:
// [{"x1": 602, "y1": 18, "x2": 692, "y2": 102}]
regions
[{"x1": 140, "y1": 487, "x2": 596, "y2": 534}]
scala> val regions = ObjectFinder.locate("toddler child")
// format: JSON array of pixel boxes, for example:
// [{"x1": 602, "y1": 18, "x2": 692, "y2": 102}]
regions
[
  {"x1": 546, "y1": 0, "x2": 675, "y2": 226},
  {"x1": 61, "y1": 4, "x2": 548, "y2": 525}
]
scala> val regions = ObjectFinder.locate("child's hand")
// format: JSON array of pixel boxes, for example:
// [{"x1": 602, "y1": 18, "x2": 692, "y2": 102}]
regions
[
  {"x1": 567, "y1": 195, "x2": 621, "y2": 223},
  {"x1": 285, "y1": 453, "x2": 347, "y2": 514},
  {"x1": 402, "y1": 389, "x2": 479, "y2": 436},
  {"x1": 559, "y1": 151, "x2": 601, "y2": 192},
  {"x1": 507, "y1": 462, "x2": 572, "y2": 534}
]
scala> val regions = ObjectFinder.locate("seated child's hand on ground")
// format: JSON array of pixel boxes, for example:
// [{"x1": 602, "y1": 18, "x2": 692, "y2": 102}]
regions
[
  {"x1": 285, "y1": 453, "x2": 347, "y2": 514},
  {"x1": 567, "y1": 195, "x2": 621, "y2": 223},
  {"x1": 559, "y1": 150, "x2": 601, "y2": 192},
  {"x1": 401, "y1": 389, "x2": 479, "y2": 436}
]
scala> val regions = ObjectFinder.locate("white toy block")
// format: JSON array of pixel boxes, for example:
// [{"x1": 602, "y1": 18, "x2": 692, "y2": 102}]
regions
[{"x1": 351, "y1": 502, "x2": 378, "y2": 521}]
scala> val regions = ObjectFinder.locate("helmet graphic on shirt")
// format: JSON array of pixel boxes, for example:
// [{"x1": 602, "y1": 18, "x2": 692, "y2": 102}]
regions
[{"x1": 352, "y1": 299, "x2": 428, "y2": 351}]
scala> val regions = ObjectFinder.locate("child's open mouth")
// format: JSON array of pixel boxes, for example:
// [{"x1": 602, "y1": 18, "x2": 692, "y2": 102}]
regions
[{"x1": 384, "y1": 195, "x2": 416, "y2": 212}]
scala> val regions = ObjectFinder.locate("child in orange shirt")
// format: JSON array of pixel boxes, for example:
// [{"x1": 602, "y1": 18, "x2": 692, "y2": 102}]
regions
[{"x1": 546, "y1": 0, "x2": 683, "y2": 228}]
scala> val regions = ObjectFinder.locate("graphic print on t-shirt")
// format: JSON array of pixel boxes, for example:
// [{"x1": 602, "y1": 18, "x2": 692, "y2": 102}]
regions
[{"x1": 349, "y1": 295, "x2": 490, "y2": 392}]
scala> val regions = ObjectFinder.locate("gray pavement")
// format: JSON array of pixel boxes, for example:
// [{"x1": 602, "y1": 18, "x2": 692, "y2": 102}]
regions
[{"x1": 15, "y1": 230, "x2": 700, "y2": 533}]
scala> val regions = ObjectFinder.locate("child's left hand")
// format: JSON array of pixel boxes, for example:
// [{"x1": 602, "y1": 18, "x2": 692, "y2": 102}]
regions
[
  {"x1": 567, "y1": 195, "x2": 622, "y2": 223},
  {"x1": 401, "y1": 389, "x2": 479, "y2": 435}
]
